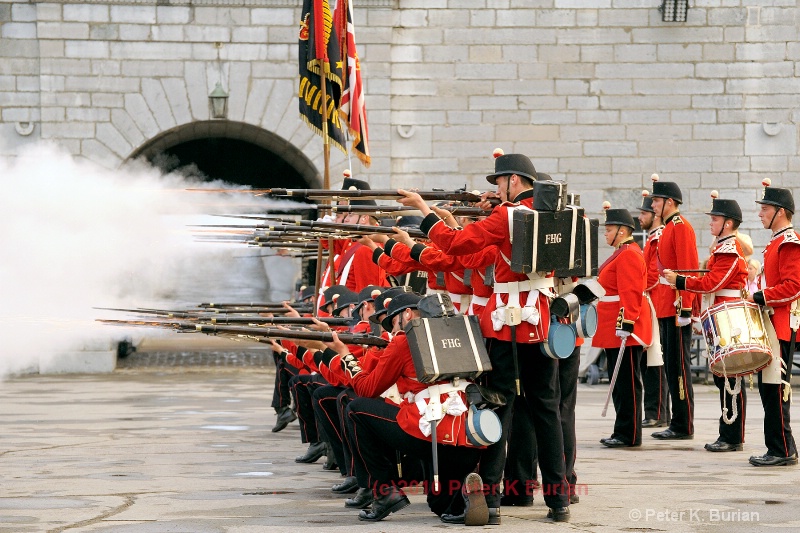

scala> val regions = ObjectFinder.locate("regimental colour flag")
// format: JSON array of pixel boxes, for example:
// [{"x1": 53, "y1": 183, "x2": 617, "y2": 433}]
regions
[
  {"x1": 334, "y1": 0, "x2": 370, "y2": 167},
  {"x1": 298, "y1": 0, "x2": 347, "y2": 154}
]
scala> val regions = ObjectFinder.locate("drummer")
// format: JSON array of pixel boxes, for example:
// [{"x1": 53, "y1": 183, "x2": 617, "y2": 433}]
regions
[
  {"x1": 745, "y1": 180, "x2": 798, "y2": 467},
  {"x1": 663, "y1": 193, "x2": 748, "y2": 453},
  {"x1": 594, "y1": 203, "x2": 652, "y2": 448}
]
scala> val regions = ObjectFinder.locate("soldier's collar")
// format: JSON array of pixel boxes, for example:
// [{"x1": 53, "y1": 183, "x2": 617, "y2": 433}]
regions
[
  {"x1": 648, "y1": 225, "x2": 664, "y2": 236},
  {"x1": 512, "y1": 189, "x2": 534, "y2": 203},
  {"x1": 664, "y1": 211, "x2": 681, "y2": 225},
  {"x1": 616, "y1": 237, "x2": 635, "y2": 249},
  {"x1": 717, "y1": 234, "x2": 736, "y2": 243},
  {"x1": 771, "y1": 225, "x2": 794, "y2": 239}
]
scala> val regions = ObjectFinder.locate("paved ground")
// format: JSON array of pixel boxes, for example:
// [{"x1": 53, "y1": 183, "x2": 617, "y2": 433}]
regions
[{"x1": 1, "y1": 369, "x2": 798, "y2": 533}]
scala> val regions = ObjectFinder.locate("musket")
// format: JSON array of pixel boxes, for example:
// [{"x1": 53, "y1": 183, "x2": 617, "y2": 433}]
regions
[
  {"x1": 203, "y1": 220, "x2": 427, "y2": 238},
  {"x1": 98, "y1": 319, "x2": 388, "y2": 347},
  {"x1": 316, "y1": 204, "x2": 492, "y2": 217},
  {"x1": 263, "y1": 188, "x2": 498, "y2": 204},
  {"x1": 95, "y1": 308, "x2": 344, "y2": 325},
  {"x1": 198, "y1": 302, "x2": 315, "y2": 311}
]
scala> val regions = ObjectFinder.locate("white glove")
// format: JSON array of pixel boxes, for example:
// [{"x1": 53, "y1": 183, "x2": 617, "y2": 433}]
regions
[
  {"x1": 521, "y1": 306, "x2": 540, "y2": 326},
  {"x1": 615, "y1": 329, "x2": 632, "y2": 338},
  {"x1": 677, "y1": 317, "x2": 692, "y2": 327},
  {"x1": 317, "y1": 214, "x2": 336, "y2": 223}
]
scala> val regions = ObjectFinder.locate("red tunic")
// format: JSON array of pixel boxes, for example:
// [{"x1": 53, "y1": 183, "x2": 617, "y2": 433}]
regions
[
  {"x1": 644, "y1": 226, "x2": 673, "y2": 312},
  {"x1": 681, "y1": 235, "x2": 746, "y2": 302},
  {"x1": 655, "y1": 212, "x2": 699, "y2": 319},
  {"x1": 378, "y1": 240, "x2": 445, "y2": 291},
  {"x1": 345, "y1": 243, "x2": 390, "y2": 292},
  {"x1": 351, "y1": 332, "x2": 482, "y2": 447},
  {"x1": 759, "y1": 227, "x2": 800, "y2": 341},
  {"x1": 423, "y1": 191, "x2": 551, "y2": 343},
  {"x1": 592, "y1": 241, "x2": 652, "y2": 349}
]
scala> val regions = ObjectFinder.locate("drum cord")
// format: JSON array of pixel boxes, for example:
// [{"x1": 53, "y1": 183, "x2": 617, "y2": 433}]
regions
[{"x1": 721, "y1": 359, "x2": 741, "y2": 425}]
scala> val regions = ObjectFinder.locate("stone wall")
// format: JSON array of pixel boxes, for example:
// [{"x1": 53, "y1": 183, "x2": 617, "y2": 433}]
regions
[{"x1": 1, "y1": 0, "x2": 798, "y2": 253}]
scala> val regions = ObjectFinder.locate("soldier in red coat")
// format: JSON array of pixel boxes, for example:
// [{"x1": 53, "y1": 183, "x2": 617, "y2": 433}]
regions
[
  {"x1": 664, "y1": 195, "x2": 748, "y2": 453},
  {"x1": 593, "y1": 204, "x2": 652, "y2": 447},
  {"x1": 397, "y1": 152, "x2": 570, "y2": 524},
  {"x1": 637, "y1": 191, "x2": 670, "y2": 428},
  {"x1": 649, "y1": 177, "x2": 698, "y2": 440},
  {"x1": 336, "y1": 293, "x2": 488, "y2": 524},
  {"x1": 746, "y1": 182, "x2": 798, "y2": 466}
]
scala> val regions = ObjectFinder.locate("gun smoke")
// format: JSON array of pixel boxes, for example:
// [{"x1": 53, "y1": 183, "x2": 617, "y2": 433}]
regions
[{"x1": 0, "y1": 143, "x2": 299, "y2": 378}]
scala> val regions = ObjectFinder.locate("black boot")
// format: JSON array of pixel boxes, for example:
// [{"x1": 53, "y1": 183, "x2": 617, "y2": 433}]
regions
[
  {"x1": 295, "y1": 442, "x2": 326, "y2": 463},
  {"x1": 322, "y1": 443, "x2": 337, "y2": 470},
  {"x1": 358, "y1": 486, "x2": 409, "y2": 521},
  {"x1": 272, "y1": 406, "x2": 297, "y2": 433},
  {"x1": 332, "y1": 476, "x2": 359, "y2": 494},
  {"x1": 440, "y1": 472, "x2": 489, "y2": 526},
  {"x1": 345, "y1": 487, "x2": 374, "y2": 509}
]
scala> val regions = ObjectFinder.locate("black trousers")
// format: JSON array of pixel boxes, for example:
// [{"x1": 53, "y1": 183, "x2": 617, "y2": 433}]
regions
[
  {"x1": 346, "y1": 397, "x2": 481, "y2": 517},
  {"x1": 640, "y1": 355, "x2": 670, "y2": 422},
  {"x1": 605, "y1": 344, "x2": 643, "y2": 446},
  {"x1": 757, "y1": 340, "x2": 797, "y2": 457},
  {"x1": 659, "y1": 319, "x2": 695, "y2": 435},
  {"x1": 502, "y1": 393, "x2": 537, "y2": 502},
  {"x1": 480, "y1": 338, "x2": 569, "y2": 509},
  {"x1": 559, "y1": 346, "x2": 580, "y2": 487},
  {"x1": 714, "y1": 374, "x2": 746, "y2": 445},
  {"x1": 313, "y1": 385, "x2": 350, "y2": 476},
  {"x1": 289, "y1": 374, "x2": 327, "y2": 443},
  {"x1": 271, "y1": 352, "x2": 301, "y2": 411},
  {"x1": 503, "y1": 345, "x2": 581, "y2": 499}
]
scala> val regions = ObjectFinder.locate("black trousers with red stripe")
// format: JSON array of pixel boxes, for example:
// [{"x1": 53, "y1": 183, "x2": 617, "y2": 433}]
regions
[
  {"x1": 659, "y1": 319, "x2": 695, "y2": 435},
  {"x1": 271, "y1": 352, "x2": 301, "y2": 411},
  {"x1": 640, "y1": 355, "x2": 670, "y2": 423},
  {"x1": 289, "y1": 373, "x2": 327, "y2": 443},
  {"x1": 714, "y1": 374, "x2": 746, "y2": 445},
  {"x1": 313, "y1": 385, "x2": 353, "y2": 476},
  {"x1": 605, "y1": 344, "x2": 643, "y2": 445},
  {"x1": 757, "y1": 340, "x2": 796, "y2": 457},
  {"x1": 345, "y1": 397, "x2": 481, "y2": 517},
  {"x1": 480, "y1": 339, "x2": 569, "y2": 509}
]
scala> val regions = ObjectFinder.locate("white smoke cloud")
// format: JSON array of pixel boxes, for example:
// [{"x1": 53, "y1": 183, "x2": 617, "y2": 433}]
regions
[{"x1": 0, "y1": 143, "x2": 301, "y2": 377}]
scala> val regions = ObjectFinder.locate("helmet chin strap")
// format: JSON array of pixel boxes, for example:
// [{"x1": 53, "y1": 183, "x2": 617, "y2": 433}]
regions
[
  {"x1": 611, "y1": 225, "x2": 621, "y2": 248},
  {"x1": 768, "y1": 208, "x2": 781, "y2": 232},
  {"x1": 506, "y1": 175, "x2": 513, "y2": 202}
]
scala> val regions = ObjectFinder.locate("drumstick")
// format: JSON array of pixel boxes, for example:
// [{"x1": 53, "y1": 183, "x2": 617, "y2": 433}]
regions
[{"x1": 602, "y1": 335, "x2": 628, "y2": 417}]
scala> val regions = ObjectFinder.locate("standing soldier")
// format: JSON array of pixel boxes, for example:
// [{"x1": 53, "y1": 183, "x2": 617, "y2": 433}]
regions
[
  {"x1": 746, "y1": 180, "x2": 798, "y2": 466},
  {"x1": 397, "y1": 151, "x2": 570, "y2": 523},
  {"x1": 637, "y1": 190, "x2": 669, "y2": 428},
  {"x1": 648, "y1": 176, "x2": 698, "y2": 440},
  {"x1": 594, "y1": 203, "x2": 652, "y2": 448},
  {"x1": 664, "y1": 193, "x2": 748, "y2": 452}
]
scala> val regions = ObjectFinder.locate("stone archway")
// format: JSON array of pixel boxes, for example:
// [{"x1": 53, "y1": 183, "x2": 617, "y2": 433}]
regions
[
  {"x1": 128, "y1": 120, "x2": 322, "y2": 189},
  {"x1": 127, "y1": 121, "x2": 320, "y2": 304}
]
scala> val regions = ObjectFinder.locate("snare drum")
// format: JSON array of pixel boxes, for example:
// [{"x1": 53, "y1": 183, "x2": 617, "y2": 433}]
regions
[{"x1": 699, "y1": 300, "x2": 773, "y2": 377}]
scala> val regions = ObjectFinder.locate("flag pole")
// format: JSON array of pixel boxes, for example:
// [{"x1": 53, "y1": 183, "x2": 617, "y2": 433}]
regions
[{"x1": 320, "y1": 53, "x2": 337, "y2": 288}]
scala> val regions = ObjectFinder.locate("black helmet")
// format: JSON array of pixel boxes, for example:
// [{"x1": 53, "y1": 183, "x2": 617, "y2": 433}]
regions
[
  {"x1": 321, "y1": 285, "x2": 349, "y2": 311},
  {"x1": 381, "y1": 292, "x2": 422, "y2": 332},
  {"x1": 353, "y1": 285, "x2": 384, "y2": 315},
  {"x1": 706, "y1": 192, "x2": 742, "y2": 222},
  {"x1": 486, "y1": 149, "x2": 537, "y2": 185},
  {"x1": 638, "y1": 190, "x2": 655, "y2": 213},
  {"x1": 755, "y1": 179, "x2": 794, "y2": 214},
  {"x1": 298, "y1": 285, "x2": 316, "y2": 302},
  {"x1": 332, "y1": 288, "x2": 359, "y2": 316},
  {"x1": 649, "y1": 174, "x2": 682, "y2": 204},
  {"x1": 602, "y1": 202, "x2": 636, "y2": 229},
  {"x1": 370, "y1": 286, "x2": 413, "y2": 325}
]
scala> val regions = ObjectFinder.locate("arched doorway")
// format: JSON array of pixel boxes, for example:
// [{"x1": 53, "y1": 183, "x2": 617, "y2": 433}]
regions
[
  {"x1": 127, "y1": 121, "x2": 320, "y2": 303},
  {"x1": 128, "y1": 120, "x2": 321, "y2": 189}
]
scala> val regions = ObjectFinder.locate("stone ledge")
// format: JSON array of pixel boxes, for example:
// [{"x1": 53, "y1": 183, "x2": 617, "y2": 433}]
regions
[{"x1": 40, "y1": 0, "x2": 394, "y2": 7}]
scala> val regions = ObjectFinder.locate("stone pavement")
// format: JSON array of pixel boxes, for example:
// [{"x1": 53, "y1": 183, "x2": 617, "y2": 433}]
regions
[{"x1": 1, "y1": 369, "x2": 798, "y2": 533}]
